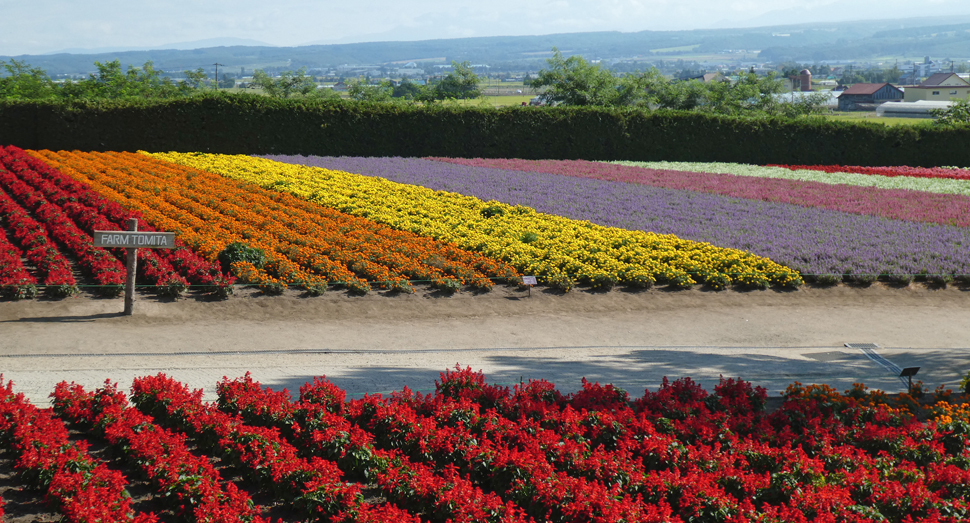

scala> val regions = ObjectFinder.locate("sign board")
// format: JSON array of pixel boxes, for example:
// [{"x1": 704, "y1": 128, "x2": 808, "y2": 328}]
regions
[
  {"x1": 93, "y1": 231, "x2": 176, "y2": 249},
  {"x1": 522, "y1": 276, "x2": 537, "y2": 286}
]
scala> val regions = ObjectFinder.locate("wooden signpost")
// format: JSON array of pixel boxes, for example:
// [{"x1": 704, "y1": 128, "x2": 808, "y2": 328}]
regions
[{"x1": 93, "y1": 219, "x2": 175, "y2": 315}]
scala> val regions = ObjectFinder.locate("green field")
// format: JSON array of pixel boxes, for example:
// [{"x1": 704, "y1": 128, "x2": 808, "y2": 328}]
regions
[{"x1": 649, "y1": 44, "x2": 702, "y2": 53}]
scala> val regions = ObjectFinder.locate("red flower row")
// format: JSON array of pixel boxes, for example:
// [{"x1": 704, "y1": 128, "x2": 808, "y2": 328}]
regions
[
  {"x1": 0, "y1": 213, "x2": 38, "y2": 299},
  {"x1": 0, "y1": 183, "x2": 78, "y2": 297},
  {"x1": 0, "y1": 157, "x2": 125, "y2": 296},
  {"x1": 0, "y1": 376, "x2": 158, "y2": 523},
  {"x1": 129, "y1": 373, "x2": 422, "y2": 523},
  {"x1": 50, "y1": 380, "x2": 271, "y2": 523},
  {"x1": 341, "y1": 378, "x2": 676, "y2": 523},
  {"x1": 216, "y1": 374, "x2": 532, "y2": 523}
]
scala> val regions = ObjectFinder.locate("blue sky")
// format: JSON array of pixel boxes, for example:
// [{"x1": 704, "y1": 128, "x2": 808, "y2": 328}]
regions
[{"x1": 4, "y1": 0, "x2": 970, "y2": 56}]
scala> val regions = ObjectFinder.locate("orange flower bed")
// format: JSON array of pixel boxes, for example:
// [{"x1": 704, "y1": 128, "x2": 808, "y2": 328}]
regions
[{"x1": 29, "y1": 150, "x2": 517, "y2": 294}]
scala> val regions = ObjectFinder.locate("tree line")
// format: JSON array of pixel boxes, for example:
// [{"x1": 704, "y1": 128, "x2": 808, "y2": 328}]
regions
[
  {"x1": 0, "y1": 58, "x2": 483, "y2": 104},
  {"x1": 3, "y1": 52, "x2": 968, "y2": 124}
]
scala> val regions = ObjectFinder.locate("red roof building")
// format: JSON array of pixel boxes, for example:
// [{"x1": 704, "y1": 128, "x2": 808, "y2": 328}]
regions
[{"x1": 837, "y1": 83, "x2": 904, "y2": 111}]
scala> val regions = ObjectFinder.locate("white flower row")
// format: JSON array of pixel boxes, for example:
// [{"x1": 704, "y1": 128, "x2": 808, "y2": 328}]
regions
[{"x1": 608, "y1": 161, "x2": 970, "y2": 196}]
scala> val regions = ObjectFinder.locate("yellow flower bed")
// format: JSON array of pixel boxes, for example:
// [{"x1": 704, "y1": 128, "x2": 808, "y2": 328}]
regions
[{"x1": 148, "y1": 152, "x2": 803, "y2": 290}]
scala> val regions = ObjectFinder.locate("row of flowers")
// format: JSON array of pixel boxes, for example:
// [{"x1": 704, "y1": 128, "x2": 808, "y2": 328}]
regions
[
  {"x1": 2, "y1": 146, "x2": 234, "y2": 297},
  {"x1": 767, "y1": 163, "x2": 970, "y2": 181},
  {"x1": 5, "y1": 370, "x2": 970, "y2": 522},
  {"x1": 30, "y1": 149, "x2": 518, "y2": 295},
  {"x1": 128, "y1": 373, "x2": 423, "y2": 523},
  {"x1": 49, "y1": 379, "x2": 273, "y2": 522},
  {"x1": 0, "y1": 150, "x2": 127, "y2": 296},
  {"x1": 0, "y1": 203, "x2": 39, "y2": 299},
  {"x1": 157, "y1": 152, "x2": 803, "y2": 291},
  {"x1": 0, "y1": 173, "x2": 79, "y2": 297},
  {"x1": 267, "y1": 155, "x2": 970, "y2": 286},
  {"x1": 607, "y1": 160, "x2": 970, "y2": 196},
  {"x1": 218, "y1": 367, "x2": 970, "y2": 523},
  {"x1": 216, "y1": 374, "x2": 535, "y2": 523},
  {"x1": 430, "y1": 157, "x2": 970, "y2": 228},
  {"x1": 0, "y1": 376, "x2": 158, "y2": 523}
]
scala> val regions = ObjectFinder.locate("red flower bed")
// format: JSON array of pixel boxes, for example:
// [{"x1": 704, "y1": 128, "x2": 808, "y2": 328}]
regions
[
  {"x1": 217, "y1": 373, "x2": 532, "y2": 523},
  {"x1": 129, "y1": 373, "x2": 422, "y2": 523},
  {"x1": 767, "y1": 164, "x2": 970, "y2": 180},
  {"x1": 3, "y1": 368, "x2": 969, "y2": 522},
  {"x1": 0, "y1": 211, "x2": 38, "y2": 299},
  {"x1": 50, "y1": 380, "x2": 271, "y2": 522},
  {"x1": 0, "y1": 159, "x2": 125, "y2": 296},
  {"x1": 0, "y1": 376, "x2": 158, "y2": 522},
  {"x1": 0, "y1": 183, "x2": 78, "y2": 297}
]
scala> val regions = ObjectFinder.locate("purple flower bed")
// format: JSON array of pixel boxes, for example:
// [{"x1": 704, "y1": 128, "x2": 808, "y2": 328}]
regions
[
  {"x1": 428, "y1": 157, "x2": 970, "y2": 228},
  {"x1": 260, "y1": 155, "x2": 970, "y2": 284}
]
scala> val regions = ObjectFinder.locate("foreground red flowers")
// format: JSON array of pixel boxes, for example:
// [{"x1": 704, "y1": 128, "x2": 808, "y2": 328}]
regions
[{"x1": 3, "y1": 369, "x2": 969, "y2": 522}]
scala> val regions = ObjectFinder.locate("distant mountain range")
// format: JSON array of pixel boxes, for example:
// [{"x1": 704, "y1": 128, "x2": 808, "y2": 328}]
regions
[
  {"x1": 40, "y1": 38, "x2": 277, "y2": 56},
  {"x1": 4, "y1": 16, "x2": 970, "y2": 76}
]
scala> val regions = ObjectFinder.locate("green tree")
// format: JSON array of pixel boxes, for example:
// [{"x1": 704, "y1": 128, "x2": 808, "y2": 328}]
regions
[
  {"x1": 183, "y1": 68, "x2": 208, "y2": 90},
  {"x1": 391, "y1": 79, "x2": 422, "y2": 100},
  {"x1": 0, "y1": 60, "x2": 56, "y2": 99},
  {"x1": 429, "y1": 61, "x2": 482, "y2": 101},
  {"x1": 885, "y1": 64, "x2": 903, "y2": 83},
  {"x1": 218, "y1": 73, "x2": 236, "y2": 89},
  {"x1": 252, "y1": 68, "x2": 336, "y2": 99},
  {"x1": 72, "y1": 60, "x2": 188, "y2": 99},
  {"x1": 348, "y1": 78, "x2": 394, "y2": 102},
  {"x1": 527, "y1": 49, "x2": 657, "y2": 107},
  {"x1": 652, "y1": 79, "x2": 708, "y2": 111},
  {"x1": 933, "y1": 98, "x2": 970, "y2": 125}
]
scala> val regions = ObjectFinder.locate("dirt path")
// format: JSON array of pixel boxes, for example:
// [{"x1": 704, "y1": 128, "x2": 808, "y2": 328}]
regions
[{"x1": 2, "y1": 282, "x2": 968, "y2": 405}]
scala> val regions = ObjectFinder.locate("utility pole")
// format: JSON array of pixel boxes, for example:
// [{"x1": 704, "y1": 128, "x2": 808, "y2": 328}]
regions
[{"x1": 213, "y1": 62, "x2": 225, "y2": 90}]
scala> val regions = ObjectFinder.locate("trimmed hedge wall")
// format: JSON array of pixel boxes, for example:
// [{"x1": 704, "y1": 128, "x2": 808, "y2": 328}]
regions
[{"x1": 2, "y1": 92, "x2": 968, "y2": 166}]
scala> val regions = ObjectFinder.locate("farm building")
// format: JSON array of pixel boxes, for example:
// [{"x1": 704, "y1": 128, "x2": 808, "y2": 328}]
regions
[
  {"x1": 836, "y1": 83, "x2": 904, "y2": 111},
  {"x1": 903, "y1": 73, "x2": 970, "y2": 102}
]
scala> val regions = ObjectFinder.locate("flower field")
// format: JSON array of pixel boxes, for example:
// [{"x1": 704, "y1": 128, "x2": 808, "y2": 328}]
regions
[
  {"x1": 287, "y1": 155, "x2": 968, "y2": 286},
  {"x1": 1, "y1": 143, "x2": 968, "y2": 297},
  {"x1": 3, "y1": 369, "x2": 970, "y2": 522},
  {"x1": 154, "y1": 152, "x2": 802, "y2": 290},
  {"x1": 26, "y1": 149, "x2": 516, "y2": 295}
]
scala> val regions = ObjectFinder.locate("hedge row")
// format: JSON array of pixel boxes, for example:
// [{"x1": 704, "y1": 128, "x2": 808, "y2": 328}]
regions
[{"x1": 2, "y1": 92, "x2": 969, "y2": 166}]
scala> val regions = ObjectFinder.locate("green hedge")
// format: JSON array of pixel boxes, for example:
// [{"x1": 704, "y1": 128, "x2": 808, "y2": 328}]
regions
[{"x1": 2, "y1": 92, "x2": 968, "y2": 166}]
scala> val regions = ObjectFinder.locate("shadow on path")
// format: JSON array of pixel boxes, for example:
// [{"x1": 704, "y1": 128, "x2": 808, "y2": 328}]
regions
[
  {"x1": 252, "y1": 347, "x2": 969, "y2": 400},
  {"x1": 2, "y1": 312, "x2": 126, "y2": 323}
]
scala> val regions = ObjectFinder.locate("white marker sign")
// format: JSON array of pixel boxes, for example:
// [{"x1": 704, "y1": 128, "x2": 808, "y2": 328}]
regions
[
  {"x1": 93, "y1": 231, "x2": 176, "y2": 249},
  {"x1": 522, "y1": 276, "x2": 538, "y2": 285}
]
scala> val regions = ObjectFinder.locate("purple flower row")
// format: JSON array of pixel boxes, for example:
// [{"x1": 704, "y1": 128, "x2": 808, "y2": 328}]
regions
[
  {"x1": 259, "y1": 155, "x2": 970, "y2": 283},
  {"x1": 429, "y1": 157, "x2": 970, "y2": 228}
]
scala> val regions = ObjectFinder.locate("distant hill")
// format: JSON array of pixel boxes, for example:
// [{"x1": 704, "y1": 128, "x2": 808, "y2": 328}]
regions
[
  {"x1": 41, "y1": 38, "x2": 276, "y2": 56},
  {"x1": 4, "y1": 16, "x2": 970, "y2": 76}
]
